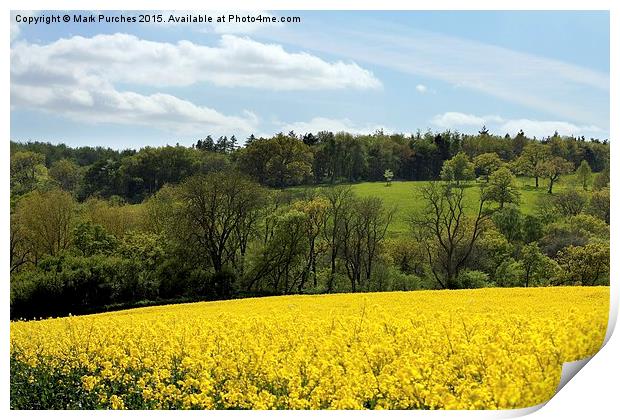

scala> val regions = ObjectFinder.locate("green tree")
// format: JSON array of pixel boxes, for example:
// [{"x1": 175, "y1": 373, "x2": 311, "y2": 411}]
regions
[
  {"x1": 552, "y1": 189, "x2": 587, "y2": 217},
  {"x1": 10, "y1": 151, "x2": 47, "y2": 194},
  {"x1": 237, "y1": 134, "x2": 313, "y2": 187},
  {"x1": 519, "y1": 242, "x2": 558, "y2": 287},
  {"x1": 593, "y1": 166, "x2": 609, "y2": 190},
  {"x1": 587, "y1": 189, "x2": 610, "y2": 224},
  {"x1": 473, "y1": 152, "x2": 502, "y2": 182},
  {"x1": 73, "y1": 222, "x2": 117, "y2": 256},
  {"x1": 14, "y1": 189, "x2": 78, "y2": 261},
  {"x1": 484, "y1": 167, "x2": 520, "y2": 209},
  {"x1": 383, "y1": 169, "x2": 394, "y2": 186},
  {"x1": 541, "y1": 157, "x2": 573, "y2": 194},
  {"x1": 440, "y1": 152, "x2": 475, "y2": 185},
  {"x1": 575, "y1": 160, "x2": 592, "y2": 190},
  {"x1": 514, "y1": 143, "x2": 550, "y2": 188},
  {"x1": 49, "y1": 158, "x2": 82, "y2": 192},
  {"x1": 556, "y1": 242, "x2": 609, "y2": 286}
]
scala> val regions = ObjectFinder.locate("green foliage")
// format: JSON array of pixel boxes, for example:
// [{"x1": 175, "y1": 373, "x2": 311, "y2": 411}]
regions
[
  {"x1": 518, "y1": 243, "x2": 559, "y2": 287},
  {"x1": 440, "y1": 152, "x2": 475, "y2": 184},
  {"x1": 494, "y1": 259, "x2": 525, "y2": 287},
  {"x1": 552, "y1": 189, "x2": 588, "y2": 217},
  {"x1": 9, "y1": 132, "x2": 610, "y2": 319},
  {"x1": 575, "y1": 160, "x2": 592, "y2": 190},
  {"x1": 73, "y1": 222, "x2": 117, "y2": 256},
  {"x1": 10, "y1": 151, "x2": 48, "y2": 195},
  {"x1": 593, "y1": 167, "x2": 609, "y2": 190},
  {"x1": 49, "y1": 158, "x2": 82, "y2": 192},
  {"x1": 587, "y1": 188, "x2": 610, "y2": 224},
  {"x1": 484, "y1": 167, "x2": 520, "y2": 209},
  {"x1": 237, "y1": 134, "x2": 313, "y2": 187},
  {"x1": 556, "y1": 242, "x2": 609, "y2": 286},
  {"x1": 457, "y1": 270, "x2": 490, "y2": 289},
  {"x1": 540, "y1": 157, "x2": 573, "y2": 194},
  {"x1": 383, "y1": 169, "x2": 394, "y2": 186},
  {"x1": 473, "y1": 152, "x2": 502, "y2": 181},
  {"x1": 13, "y1": 189, "x2": 79, "y2": 259}
]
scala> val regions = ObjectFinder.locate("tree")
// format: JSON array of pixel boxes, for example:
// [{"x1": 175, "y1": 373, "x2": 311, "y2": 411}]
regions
[
  {"x1": 515, "y1": 143, "x2": 550, "y2": 188},
  {"x1": 440, "y1": 152, "x2": 475, "y2": 185},
  {"x1": 519, "y1": 242, "x2": 557, "y2": 287},
  {"x1": 383, "y1": 169, "x2": 394, "y2": 186},
  {"x1": 411, "y1": 183, "x2": 493, "y2": 289},
  {"x1": 552, "y1": 189, "x2": 587, "y2": 217},
  {"x1": 593, "y1": 166, "x2": 609, "y2": 190},
  {"x1": 291, "y1": 197, "x2": 330, "y2": 290},
  {"x1": 484, "y1": 167, "x2": 519, "y2": 209},
  {"x1": 556, "y1": 242, "x2": 609, "y2": 286},
  {"x1": 176, "y1": 171, "x2": 267, "y2": 297},
  {"x1": 10, "y1": 151, "x2": 47, "y2": 194},
  {"x1": 13, "y1": 189, "x2": 78, "y2": 261},
  {"x1": 575, "y1": 160, "x2": 592, "y2": 190},
  {"x1": 541, "y1": 157, "x2": 573, "y2": 194},
  {"x1": 321, "y1": 186, "x2": 354, "y2": 292},
  {"x1": 587, "y1": 189, "x2": 610, "y2": 224},
  {"x1": 473, "y1": 152, "x2": 502, "y2": 182},
  {"x1": 339, "y1": 197, "x2": 394, "y2": 292},
  {"x1": 237, "y1": 134, "x2": 313, "y2": 187},
  {"x1": 73, "y1": 222, "x2": 118, "y2": 257},
  {"x1": 49, "y1": 158, "x2": 82, "y2": 192},
  {"x1": 248, "y1": 209, "x2": 309, "y2": 294}
]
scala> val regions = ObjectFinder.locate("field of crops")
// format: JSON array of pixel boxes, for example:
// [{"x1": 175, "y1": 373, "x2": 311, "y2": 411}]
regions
[{"x1": 10, "y1": 286, "x2": 609, "y2": 410}]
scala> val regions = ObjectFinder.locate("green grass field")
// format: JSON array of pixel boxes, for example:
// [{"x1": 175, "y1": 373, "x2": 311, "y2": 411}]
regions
[{"x1": 305, "y1": 174, "x2": 586, "y2": 237}]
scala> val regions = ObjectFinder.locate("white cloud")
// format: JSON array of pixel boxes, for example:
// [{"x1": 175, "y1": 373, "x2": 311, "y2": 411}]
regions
[
  {"x1": 431, "y1": 112, "x2": 503, "y2": 128},
  {"x1": 11, "y1": 33, "x2": 380, "y2": 90},
  {"x1": 416, "y1": 84, "x2": 427, "y2": 93},
  {"x1": 498, "y1": 119, "x2": 604, "y2": 139},
  {"x1": 11, "y1": 79, "x2": 258, "y2": 135},
  {"x1": 277, "y1": 117, "x2": 388, "y2": 136},
  {"x1": 11, "y1": 33, "x2": 381, "y2": 135},
  {"x1": 430, "y1": 111, "x2": 604, "y2": 138}
]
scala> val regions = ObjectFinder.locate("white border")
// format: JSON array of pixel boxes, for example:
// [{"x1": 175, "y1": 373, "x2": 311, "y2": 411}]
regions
[{"x1": 3, "y1": 1, "x2": 617, "y2": 418}]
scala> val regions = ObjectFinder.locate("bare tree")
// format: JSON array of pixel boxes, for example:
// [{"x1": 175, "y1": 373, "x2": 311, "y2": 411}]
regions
[
  {"x1": 321, "y1": 186, "x2": 354, "y2": 292},
  {"x1": 411, "y1": 182, "x2": 493, "y2": 289},
  {"x1": 340, "y1": 197, "x2": 394, "y2": 292},
  {"x1": 176, "y1": 171, "x2": 267, "y2": 296}
]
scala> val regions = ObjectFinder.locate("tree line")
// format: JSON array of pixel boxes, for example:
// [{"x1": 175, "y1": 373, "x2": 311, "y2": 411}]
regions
[
  {"x1": 11, "y1": 129, "x2": 609, "y2": 202},
  {"x1": 10, "y1": 129, "x2": 610, "y2": 319}
]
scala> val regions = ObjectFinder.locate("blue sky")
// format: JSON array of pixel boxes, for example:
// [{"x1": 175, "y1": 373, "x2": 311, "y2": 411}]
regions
[{"x1": 10, "y1": 10, "x2": 609, "y2": 149}]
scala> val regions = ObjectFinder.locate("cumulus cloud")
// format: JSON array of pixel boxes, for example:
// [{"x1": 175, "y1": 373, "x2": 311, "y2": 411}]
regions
[
  {"x1": 11, "y1": 33, "x2": 381, "y2": 134},
  {"x1": 277, "y1": 117, "x2": 388, "y2": 136},
  {"x1": 416, "y1": 84, "x2": 427, "y2": 93},
  {"x1": 430, "y1": 111, "x2": 604, "y2": 138},
  {"x1": 11, "y1": 33, "x2": 380, "y2": 90}
]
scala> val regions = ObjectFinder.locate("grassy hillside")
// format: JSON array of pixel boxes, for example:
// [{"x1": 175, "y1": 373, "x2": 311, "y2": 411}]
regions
[{"x1": 326, "y1": 175, "x2": 584, "y2": 236}]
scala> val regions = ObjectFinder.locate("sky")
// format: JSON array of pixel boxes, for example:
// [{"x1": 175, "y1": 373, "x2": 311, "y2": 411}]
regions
[{"x1": 10, "y1": 10, "x2": 610, "y2": 149}]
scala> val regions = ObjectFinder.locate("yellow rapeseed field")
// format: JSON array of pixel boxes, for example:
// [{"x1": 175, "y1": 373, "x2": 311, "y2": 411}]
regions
[{"x1": 10, "y1": 287, "x2": 609, "y2": 410}]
